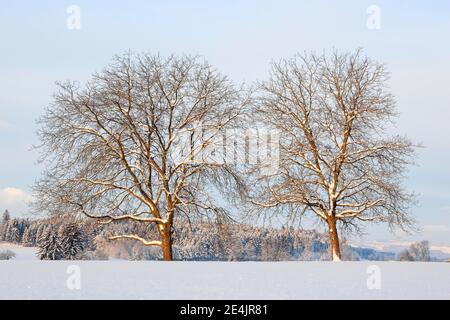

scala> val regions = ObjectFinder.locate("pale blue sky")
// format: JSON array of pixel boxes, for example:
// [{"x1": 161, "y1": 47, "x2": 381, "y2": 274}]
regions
[{"x1": 1, "y1": 0, "x2": 449, "y2": 246}]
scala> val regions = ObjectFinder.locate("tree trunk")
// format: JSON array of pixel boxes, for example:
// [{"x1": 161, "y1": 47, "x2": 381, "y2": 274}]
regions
[
  {"x1": 160, "y1": 227, "x2": 173, "y2": 261},
  {"x1": 327, "y1": 218, "x2": 341, "y2": 261}
]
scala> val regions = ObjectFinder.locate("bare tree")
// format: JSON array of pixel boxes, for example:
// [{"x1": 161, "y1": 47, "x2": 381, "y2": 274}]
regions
[
  {"x1": 249, "y1": 50, "x2": 416, "y2": 261},
  {"x1": 409, "y1": 240, "x2": 430, "y2": 261},
  {"x1": 399, "y1": 240, "x2": 430, "y2": 262},
  {"x1": 34, "y1": 53, "x2": 248, "y2": 260}
]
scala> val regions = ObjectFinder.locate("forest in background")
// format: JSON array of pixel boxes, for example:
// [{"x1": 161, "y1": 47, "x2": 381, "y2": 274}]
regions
[{"x1": 0, "y1": 209, "x2": 401, "y2": 261}]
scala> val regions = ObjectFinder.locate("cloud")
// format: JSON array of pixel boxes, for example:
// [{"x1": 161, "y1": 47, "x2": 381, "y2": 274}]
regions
[{"x1": 0, "y1": 187, "x2": 33, "y2": 216}]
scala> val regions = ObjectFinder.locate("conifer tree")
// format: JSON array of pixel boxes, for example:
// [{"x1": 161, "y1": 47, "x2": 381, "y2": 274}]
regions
[
  {"x1": 37, "y1": 226, "x2": 64, "y2": 260},
  {"x1": 58, "y1": 222, "x2": 85, "y2": 259},
  {"x1": 22, "y1": 227, "x2": 35, "y2": 247}
]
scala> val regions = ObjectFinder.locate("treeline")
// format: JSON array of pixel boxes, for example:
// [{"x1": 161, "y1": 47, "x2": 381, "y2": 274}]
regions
[
  {"x1": 0, "y1": 209, "x2": 398, "y2": 261},
  {"x1": 0, "y1": 210, "x2": 35, "y2": 245},
  {"x1": 0, "y1": 210, "x2": 93, "y2": 259},
  {"x1": 0, "y1": 209, "x2": 331, "y2": 260}
]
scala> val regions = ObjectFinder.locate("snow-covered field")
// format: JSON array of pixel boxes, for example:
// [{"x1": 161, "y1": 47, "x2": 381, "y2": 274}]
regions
[
  {"x1": 0, "y1": 243, "x2": 38, "y2": 260},
  {"x1": 0, "y1": 260, "x2": 449, "y2": 300}
]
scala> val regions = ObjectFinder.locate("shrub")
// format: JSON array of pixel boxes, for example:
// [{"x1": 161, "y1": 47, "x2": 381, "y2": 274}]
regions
[{"x1": 0, "y1": 249, "x2": 16, "y2": 260}]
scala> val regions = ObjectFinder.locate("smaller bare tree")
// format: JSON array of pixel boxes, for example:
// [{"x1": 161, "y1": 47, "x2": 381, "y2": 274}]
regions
[
  {"x1": 399, "y1": 240, "x2": 430, "y2": 261},
  {"x1": 249, "y1": 50, "x2": 417, "y2": 261}
]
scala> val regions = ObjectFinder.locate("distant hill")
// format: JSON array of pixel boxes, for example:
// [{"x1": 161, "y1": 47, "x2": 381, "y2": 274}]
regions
[{"x1": 346, "y1": 246, "x2": 396, "y2": 261}]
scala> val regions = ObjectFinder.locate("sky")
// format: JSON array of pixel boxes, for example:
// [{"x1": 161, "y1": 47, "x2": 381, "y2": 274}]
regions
[{"x1": 0, "y1": 0, "x2": 449, "y2": 246}]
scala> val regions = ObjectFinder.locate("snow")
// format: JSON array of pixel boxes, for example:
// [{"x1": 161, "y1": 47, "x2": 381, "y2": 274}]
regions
[
  {"x1": 0, "y1": 261, "x2": 449, "y2": 299},
  {"x1": 0, "y1": 243, "x2": 38, "y2": 260}
]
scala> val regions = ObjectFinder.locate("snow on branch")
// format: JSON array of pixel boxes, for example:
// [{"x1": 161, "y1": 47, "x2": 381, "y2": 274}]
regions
[{"x1": 109, "y1": 234, "x2": 162, "y2": 247}]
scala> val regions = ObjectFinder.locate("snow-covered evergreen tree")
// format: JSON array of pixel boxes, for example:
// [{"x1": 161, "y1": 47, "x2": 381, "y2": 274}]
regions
[
  {"x1": 35, "y1": 223, "x2": 46, "y2": 244},
  {"x1": 1, "y1": 210, "x2": 10, "y2": 223},
  {"x1": 58, "y1": 222, "x2": 85, "y2": 259},
  {"x1": 2, "y1": 224, "x2": 11, "y2": 242},
  {"x1": 10, "y1": 220, "x2": 21, "y2": 243},
  {"x1": 0, "y1": 211, "x2": 12, "y2": 241},
  {"x1": 10, "y1": 225, "x2": 20, "y2": 243},
  {"x1": 2, "y1": 222, "x2": 20, "y2": 243},
  {"x1": 0, "y1": 223, "x2": 4, "y2": 242},
  {"x1": 22, "y1": 227, "x2": 35, "y2": 247},
  {"x1": 37, "y1": 226, "x2": 63, "y2": 260}
]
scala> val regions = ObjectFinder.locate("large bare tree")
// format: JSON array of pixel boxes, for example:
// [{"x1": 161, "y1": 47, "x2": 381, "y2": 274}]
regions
[
  {"x1": 249, "y1": 50, "x2": 416, "y2": 261},
  {"x1": 34, "y1": 53, "x2": 248, "y2": 260}
]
